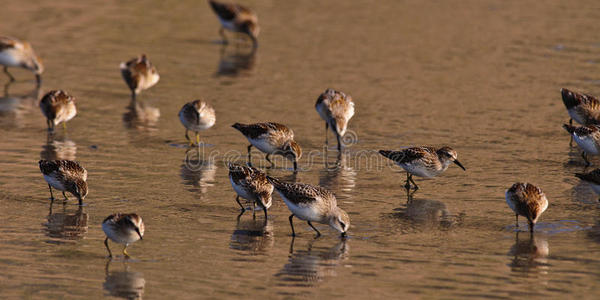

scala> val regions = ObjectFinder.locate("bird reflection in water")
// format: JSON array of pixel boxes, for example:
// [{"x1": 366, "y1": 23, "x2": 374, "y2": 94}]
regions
[
  {"x1": 392, "y1": 190, "x2": 463, "y2": 231},
  {"x1": 40, "y1": 131, "x2": 77, "y2": 161},
  {"x1": 122, "y1": 99, "x2": 160, "y2": 132},
  {"x1": 216, "y1": 45, "x2": 256, "y2": 77},
  {"x1": 230, "y1": 215, "x2": 274, "y2": 254},
  {"x1": 43, "y1": 203, "x2": 88, "y2": 240},
  {"x1": 319, "y1": 152, "x2": 356, "y2": 199},
  {"x1": 180, "y1": 148, "x2": 216, "y2": 195},
  {"x1": 275, "y1": 238, "x2": 349, "y2": 287},
  {"x1": 0, "y1": 83, "x2": 40, "y2": 128},
  {"x1": 508, "y1": 232, "x2": 550, "y2": 274},
  {"x1": 103, "y1": 260, "x2": 145, "y2": 300}
]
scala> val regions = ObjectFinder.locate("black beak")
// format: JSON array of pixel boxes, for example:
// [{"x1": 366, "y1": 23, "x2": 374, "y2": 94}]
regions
[
  {"x1": 293, "y1": 160, "x2": 298, "y2": 171},
  {"x1": 135, "y1": 228, "x2": 143, "y2": 240},
  {"x1": 341, "y1": 232, "x2": 347, "y2": 238},
  {"x1": 454, "y1": 159, "x2": 466, "y2": 171},
  {"x1": 35, "y1": 74, "x2": 42, "y2": 86}
]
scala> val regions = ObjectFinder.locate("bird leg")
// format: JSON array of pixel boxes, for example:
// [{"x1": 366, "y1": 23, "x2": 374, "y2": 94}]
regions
[
  {"x1": 235, "y1": 196, "x2": 245, "y2": 213},
  {"x1": 123, "y1": 245, "x2": 130, "y2": 258},
  {"x1": 569, "y1": 118, "x2": 573, "y2": 147},
  {"x1": 266, "y1": 154, "x2": 274, "y2": 168},
  {"x1": 247, "y1": 144, "x2": 253, "y2": 165},
  {"x1": 185, "y1": 129, "x2": 191, "y2": 143},
  {"x1": 528, "y1": 220, "x2": 534, "y2": 234},
  {"x1": 408, "y1": 174, "x2": 419, "y2": 191},
  {"x1": 325, "y1": 122, "x2": 329, "y2": 145},
  {"x1": 3, "y1": 66, "x2": 15, "y2": 82},
  {"x1": 404, "y1": 172, "x2": 411, "y2": 190},
  {"x1": 307, "y1": 221, "x2": 322, "y2": 238},
  {"x1": 131, "y1": 90, "x2": 136, "y2": 101},
  {"x1": 263, "y1": 207, "x2": 268, "y2": 219},
  {"x1": 219, "y1": 27, "x2": 228, "y2": 44},
  {"x1": 582, "y1": 151, "x2": 591, "y2": 167},
  {"x1": 252, "y1": 201, "x2": 256, "y2": 219},
  {"x1": 104, "y1": 237, "x2": 113, "y2": 258},
  {"x1": 62, "y1": 191, "x2": 69, "y2": 202},
  {"x1": 336, "y1": 133, "x2": 342, "y2": 152},
  {"x1": 196, "y1": 132, "x2": 200, "y2": 147},
  {"x1": 289, "y1": 214, "x2": 296, "y2": 237},
  {"x1": 48, "y1": 184, "x2": 55, "y2": 201},
  {"x1": 62, "y1": 122, "x2": 67, "y2": 131}
]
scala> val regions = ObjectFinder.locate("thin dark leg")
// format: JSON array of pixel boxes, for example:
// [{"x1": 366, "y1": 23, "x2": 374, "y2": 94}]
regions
[
  {"x1": 404, "y1": 172, "x2": 411, "y2": 190},
  {"x1": 307, "y1": 221, "x2": 321, "y2": 238},
  {"x1": 569, "y1": 118, "x2": 573, "y2": 147},
  {"x1": 582, "y1": 151, "x2": 591, "y2": 167},
  {"x1": 77, "y1": 197, "x2": 83, "y2": 206},
  {"x1": 515, "y1": 214, "x2": 519, "y2": 228},
  {"x1": 219, "y1": 27, "x2": 228, "y2": 44},
  {"x1": 104, "y1": 237, "x2": 113, "y2": 258},
  {"x1": 235, "y1": 196, "x2": 245, "y2": 212},
  {"x1": 185, "y1": 130, "x2": 190, "y2": 142},
  {"x1": 263, "y1": 207, "x2": 268, "y2": 219},
  {"x1": 293, "y1": 160, "x2": 298, "y2": 172},
  {"x1": 48, "y1": 184, "x2": 55, "y2": 201},
  {"x1": 528, "y1": 220, "x2": 534, "y2": 234},
  {"x1": 325, "y1": 122, "x2": 329, "y2": 145},
  {"x1": 289, "y1": 214, "x2": 296, "y2": 237},
  {"x1": 409, "y1": 174, "x2": 419, "y2": 191},
  {"x1": 62, "y1": 191, "x2": 69, "y2": 201},
  {"x1": 266, "y1": 154, "x2": 274, "y2": 167},
  {"x1": 252, "y1": 201, "x2": 256, "y2": 219},
  {"x1": 3, "y1": 66, "x2": 15, "y2": 82},
  {"x1": 247, "y1": 144, "x2": 253, "y2": 165},
  {"x1": 336, "y1": 133, "x2": 342, "y2": 152}
]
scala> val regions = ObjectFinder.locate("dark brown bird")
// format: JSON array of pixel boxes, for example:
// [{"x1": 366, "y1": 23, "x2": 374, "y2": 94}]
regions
[
  {"x1": 120, "y1": 54, "x2": 159, "y2": 100},
  {"x1": 39, "y1": 160, "x2": 88, "y2": 205},
  {"x1": 39, "y1": 90, "x2": 77, "y2": 131}
]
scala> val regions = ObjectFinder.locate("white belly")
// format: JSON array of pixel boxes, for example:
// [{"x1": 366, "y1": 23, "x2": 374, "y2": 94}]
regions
[
  {"x1": 102, "y1": 223, "x2": 140, "y2": 245},
  {"x1": 219, "y1": 19, "x2": 237, "y2": 31},
  {"x1": 230, "y1": 177, "x2": 257, "y2": 202},
  {"x1": 249, "y1": 137, "x2": 278, "y2": 154},
  {"x1": 401, "y1": 162, "x2": 439, "y2": 178},
  {"x1": 280, "y1": 193, "x2": 322, "y2": 223},
  {"x1": 0, "y1": 51, "x2": 20, "y2": 67},
  {"x1": 573, "y1": 134, "x2": 600, "y2": 155},
  {"x1": 44, "y1": 174, "x2": 66, "y2": 191}
]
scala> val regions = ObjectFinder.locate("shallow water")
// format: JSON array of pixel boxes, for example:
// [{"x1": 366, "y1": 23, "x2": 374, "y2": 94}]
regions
[{"x1": 2, "y1": 0, "x2": 600, "y2": 298}]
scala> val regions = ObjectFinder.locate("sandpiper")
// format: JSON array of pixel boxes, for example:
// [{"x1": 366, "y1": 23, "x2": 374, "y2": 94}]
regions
[
  {"x1": 561, "y1": 88, "x2": 600, "y2": 126},
  {"x1": 379, "y1": 146, "x2": 466, "y2": 190},
  {"x1": 39, "y1": 90, "x2": 77, "y2": 131},
  {"x1": 505, "y1": 182, "x2": 549, "y2": 233},
  {"x1": 39, "y1": 160, "x2": 88, "y2": 205},
  {"x1": 0, "y1": 36, "x2": 43, "y2": 86},
  {"x1": 120, "y1": 54, "x2": 159, "y2": 100},
  {"x1": 563, "y1": 124, "x2": 600, "y2": 166},
  {"x1": 102, "y1": 213, "x2": 145, "y2": 258},
  {"x1": 315, "y1": 88, "x2": 355, "y2": 151},
  {"x1": 228, "y1": 163, "x2": 273, "y2": 218},
  {"x1": 575, "y1": 168, "x2": 600, "y2": 201},
  {"x1": 178, "y1": 100, "x2": 216, "y2": 146},
  {"x1": 267, "y1": 176, "x2": 350, "y2": 238},
  {"x1": 208, "y1": 0, "x2": 260, "y2": 48},
  {"x1": 232, "y1": 122, "x2": 302, "y2": 171}
]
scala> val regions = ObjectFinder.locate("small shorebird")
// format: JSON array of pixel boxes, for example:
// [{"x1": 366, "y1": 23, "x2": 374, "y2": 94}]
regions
[
  {"x1": 102, "y1": 213, "x2": 144, "y2": 258},
  {"x1": 228, "y1": 163, "x2": 273, "y2": 218},
  {"x1": 563, "y1": 124, "x2": 600, "y2": 166},
  {"x1": 178, "y1": 100, "x2": 216, "y2": 146},
  {"x1": 561, "y1": 88, "x2": 600, "y2": 126},
  {"x1": 0, "y1": 36, "x2": 43, "y2": 86},
  {"x1": 379, "y1": 146, "x2": 466, "y2": 190},
  {"x1": 505, "y1": 182, "x2": 549, "y2": 233},
  {"x1": 267, "y1": 176, "x2": 350, "y2": 238},
  {"x1": 315, "y1": 88, "x2": 355, "y2": 151},
  {"x1": 39, "y1": 90, "x2": 77, "y2": 131},
  {"x1": 208, "y1": 0, "x2": 260, "y2": 48},
  {"x1": 120, "y1": 54, "x2": 159, "y2": 100},
  {"x1": 38, "y1": 160, "x2": 88, "y2": 205},
  {"x1": 575, "y1": 168, "x2": 600, "y2": 201},
  {"x1": 232, "y1": 122, "x2": 302, "y2": 171}
]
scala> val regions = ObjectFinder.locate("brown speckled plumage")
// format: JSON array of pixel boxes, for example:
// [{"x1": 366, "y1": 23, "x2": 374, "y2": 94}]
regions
[
  {"x1": 228, "y1": 163, "x2": 273, "y2": 216},
  {"x1": 39, "y1": 159, "x2": 88, "y2": 205},
  {"x1": 39, "y1": 90, "x2": 77, "y2": 130},
  {"x1": 505, "y1": 183, "x2": 549, "y2": 233},
  {"x1": 209, "y1": 0, "x2": 259, "y2": 48},
  {"x1": 561, "y1": 88, "x2": 600, "y2": 125},
  {"x1": 102, "y1": 213, "x2": 145, "y2": 258},
  {"x1": 0, "y1": 36, "x2": 44, "y2": 84},
  {"x1": 315, "y1": 88, "x2": 355, "y2": 151},
  {"x1": 120, "y1": 54, "x2": 159, "y2": 99}
]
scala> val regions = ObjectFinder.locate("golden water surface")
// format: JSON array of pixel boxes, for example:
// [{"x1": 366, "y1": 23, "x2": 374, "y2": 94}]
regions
[{"x1": 2, "y1": 0, "x2": 600, "y2": 299}]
